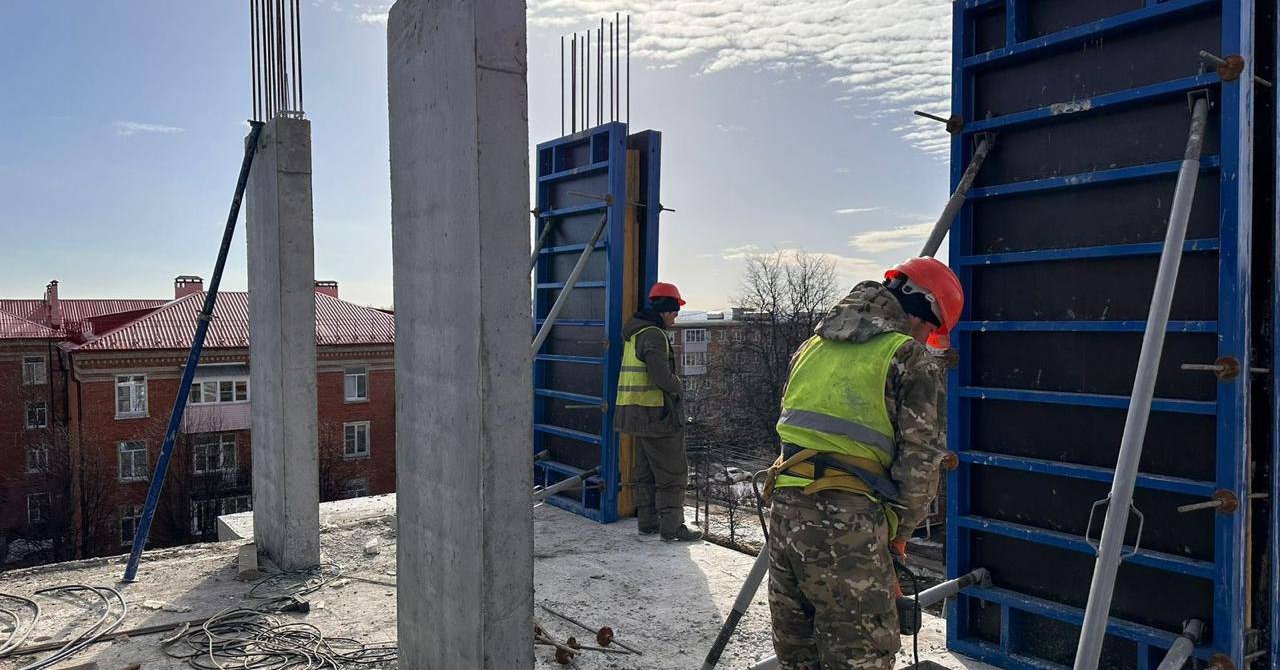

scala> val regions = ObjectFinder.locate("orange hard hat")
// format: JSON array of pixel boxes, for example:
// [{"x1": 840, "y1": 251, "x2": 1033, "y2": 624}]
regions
[
  {"x1": 885, "y1": 257, "x2": 964, "y2": 338},
  {"x1": 649, "y1": 282, "x2": 686, "y2": 307}
]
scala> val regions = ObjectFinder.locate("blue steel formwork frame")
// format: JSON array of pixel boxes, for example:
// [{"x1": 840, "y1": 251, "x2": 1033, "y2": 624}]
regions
[
  {"x1": 532, "y1": 122, "x2": 662, "y2": 523},
  {"x1": 946, "y1": 2, "x2": 1256, "y2": 669}
]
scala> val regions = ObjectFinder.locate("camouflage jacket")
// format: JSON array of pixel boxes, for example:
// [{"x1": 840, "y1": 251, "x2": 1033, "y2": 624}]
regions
[{"x1": 795, "y1": 281, "x2": 946, "y2": 540}]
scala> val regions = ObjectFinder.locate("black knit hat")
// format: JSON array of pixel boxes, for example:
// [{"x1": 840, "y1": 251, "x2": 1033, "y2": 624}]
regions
[
  {"x1": 651, "y1": 296, "x2": 681, "y2": 314},
  {"x1": 886, "y1": 284, "x2": 941, "y2": 327}
]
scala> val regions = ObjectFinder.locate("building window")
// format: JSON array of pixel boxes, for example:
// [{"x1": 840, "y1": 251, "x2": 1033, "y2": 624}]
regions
[
  {"x1": 115, "y1": 374, "x2": 148, "y2": 417},
  {"x1": 22, "y1": 356, "x2": 46, "y2": 385},
  {"x1": 342, "y1": 478, "x2": 369, "y2": 499},
  {"x1": 28, "y1": 493, "x2": 51, "y2": 525},
  {"x1": 684, "y1": 329, "x2": 707, "y2": 344},
  {"x1": 344, "y1": 367, "x2": 369, "y2": 401},
  {"x1": 222, "y1": 495, "x2": 252, "y2": 515},
  {"x1": 188, "y1": 379, "x2": 249, "y2": 405},
  {"x1": 344, "y1": 422, "x2": 370, "y2": 459},
  {"x1": 27, "y1": 445, "x2": 49, "y2": 473},
  {"x1": 667, "y1": 331, "x2": 676, "y2": 345},
  {"x1": 732, "y1": 329, "x2": 744, "y2": 342},
  {"x1": 25, "y1": 402, "x2": 47, "y2": 429},
  {"x1": 118, "y1": 441, "x2": 149, "y2": 482},
  {"x1": 190, "y1": 499, "x2": 219, "y2": 536},
  {"x1": 193, "y1": 434, "x2": 237, "y2": 474},
  {"x1": 682, "y1": 351, "x2": 707, "y2": 368},
  {"x1": 119, "y1": 505, "x2": 142, "y2": 545}
]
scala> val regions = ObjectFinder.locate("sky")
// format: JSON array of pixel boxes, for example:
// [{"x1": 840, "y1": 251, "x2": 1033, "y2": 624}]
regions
[{"x1": 0, "y1": 0, "x2": 953, "y2": 311}]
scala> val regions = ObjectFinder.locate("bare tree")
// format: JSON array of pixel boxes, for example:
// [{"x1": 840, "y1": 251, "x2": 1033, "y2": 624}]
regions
[
  {"x1": 700, "y1": 250, "x2": 839, "y2": 457},
  {"x1": 318, "y1": 420, "x2": 363, "y2": 501}
]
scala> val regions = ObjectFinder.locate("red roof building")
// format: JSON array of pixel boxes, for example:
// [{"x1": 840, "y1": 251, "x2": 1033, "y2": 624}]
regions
[{"x1": 0, "y1": 277, "x2": 395, "y2": 565}]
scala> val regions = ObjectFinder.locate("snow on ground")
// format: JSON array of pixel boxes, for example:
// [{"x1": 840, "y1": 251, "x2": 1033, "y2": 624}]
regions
[{"x1": 0, "y1": 499, "x2": 991, "y2": 670}]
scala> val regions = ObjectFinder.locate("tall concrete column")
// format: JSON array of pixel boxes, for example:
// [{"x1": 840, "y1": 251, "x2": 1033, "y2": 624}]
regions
[
  {"x1": 246, "y1": 117, "x2": 320, "y2": 570},
  {"x1": 388, "y1": 0, "x2": 533, "y2": 667}
]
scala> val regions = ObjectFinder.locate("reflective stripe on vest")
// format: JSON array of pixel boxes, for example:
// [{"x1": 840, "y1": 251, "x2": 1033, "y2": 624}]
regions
[
  {"x1": 616, "y1": 326, "x2": 669, "y2": 407},
  {"x1": 774, "y1": 331, "x2": 912, "y2": 494}
]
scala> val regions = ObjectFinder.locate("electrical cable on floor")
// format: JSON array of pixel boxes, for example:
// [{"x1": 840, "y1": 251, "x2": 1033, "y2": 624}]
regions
[
  {"x1": 894, "y1": 557, "x2": 922, "y2": 669},
  {"x1": 0, "y1": 593, "x2": 42, "y2": 658},
  {"x1": 17, "y1": 586, "x2": 127, "y2": 670}
]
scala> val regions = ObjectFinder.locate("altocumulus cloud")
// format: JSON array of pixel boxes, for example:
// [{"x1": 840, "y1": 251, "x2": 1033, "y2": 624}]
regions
[
  {"x1": 114, "y1": 121, "x2": 186, "y2": 137},
  {"x1": 526, "y1": 0, "x2": 952, "y2": 155},
  {"x1": 342, "y1": 0, "x2": 952, "y2": 154}
]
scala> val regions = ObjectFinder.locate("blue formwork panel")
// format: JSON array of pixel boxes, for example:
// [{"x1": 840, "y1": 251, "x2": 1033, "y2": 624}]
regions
[
  {"x1": 946, "y1": 2, "x2": 1269, "y2": 669},
  {"x1": 531, "y1": 123, "x2": 663, "y2": 523}
]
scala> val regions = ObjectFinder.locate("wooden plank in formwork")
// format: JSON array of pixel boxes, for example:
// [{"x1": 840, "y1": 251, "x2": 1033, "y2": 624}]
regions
[{"x1": 617, "y1": 148, "x2": 642, "y2": 519}]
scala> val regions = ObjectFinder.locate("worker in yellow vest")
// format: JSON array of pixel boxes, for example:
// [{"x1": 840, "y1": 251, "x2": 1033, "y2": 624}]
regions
[
  {"x1": 764, "y1": 258, "x2": 963, "y2": 670},
  {"x1": 615, "y1": 282, "x2": 703, "y2": 542}
]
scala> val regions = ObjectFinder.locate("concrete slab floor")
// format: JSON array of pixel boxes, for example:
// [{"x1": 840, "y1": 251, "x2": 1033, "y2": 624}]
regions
[{"x1": 0, "y1": 502, "x2": 996, "y2": 670}]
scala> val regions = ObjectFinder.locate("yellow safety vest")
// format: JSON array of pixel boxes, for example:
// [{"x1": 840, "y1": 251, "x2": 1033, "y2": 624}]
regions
[
  {"x1": 772, "y1": 332, "x2": 912, "y2": 533},
  {"x1": 616, "y1": 326, "x2": 669, "y2": 407}
]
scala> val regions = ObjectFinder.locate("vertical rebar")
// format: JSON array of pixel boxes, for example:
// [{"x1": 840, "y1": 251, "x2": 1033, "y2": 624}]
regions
[
  {"x1": 1072, "y1": 95, "x2": 1210, "y2": 670},
  {"x1": 560, "y1": 35, "x2": 565, "y2": 135},
  {"x1": 277, "y1": 0, "x2": 287, "y2": 112},
  {"x1": 250, "y1": 0, "x2": 259, "y2": 120},
  {"x1": 585, "y1": 30, "x2": 591, "y2": 128},
  {"x1": 609, "y1": 21, "x2": 614, "y2": 121},
  {"x1": 626, "y1": 15, "x2": 630, "y2": 124},
  {"x1": 598, "y1": 20, "x2": 604, "y2": 124},
  {"x1": 568, "y1": 33, "x2": 573, "y2": 132},
  {"x1": 292, "y1": 0, "x2": 302, "y2": 111}
]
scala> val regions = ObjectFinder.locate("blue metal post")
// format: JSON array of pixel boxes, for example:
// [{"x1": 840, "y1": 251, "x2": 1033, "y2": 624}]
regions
[{"x1": 122, "y1": 121, "x2": 265, "y2": 582}]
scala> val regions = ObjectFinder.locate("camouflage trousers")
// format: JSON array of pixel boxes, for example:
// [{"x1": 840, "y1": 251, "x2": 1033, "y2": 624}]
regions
[{"x1": 767, "y1": 488, "x2": 900, "y2": 670}]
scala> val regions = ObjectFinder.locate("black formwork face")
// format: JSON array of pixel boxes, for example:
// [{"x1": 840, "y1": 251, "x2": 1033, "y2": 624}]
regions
[{"x1": 947, "y1": 2, "x2": 1267, "y2": 669}]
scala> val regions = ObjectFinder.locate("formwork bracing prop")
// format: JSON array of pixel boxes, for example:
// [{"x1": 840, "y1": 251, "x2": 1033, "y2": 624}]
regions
[
  {"x1": 122, "y1": 122, "x2": 266, "y2": 582},
  {"x1": 698, "y1": 128, "x2": 996, "y2": 669},
  {"x1": 1071, "y1": 93, "x2": 1211, "y2": 670}
]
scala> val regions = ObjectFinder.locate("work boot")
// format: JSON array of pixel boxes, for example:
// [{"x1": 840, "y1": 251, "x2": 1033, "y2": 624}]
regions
[
  {"x1": 661, "y1": 525, "x2": 703, "y2": 542},
  {"x1": 638, "y1": 524, "x2": 659, "y2": 535}
]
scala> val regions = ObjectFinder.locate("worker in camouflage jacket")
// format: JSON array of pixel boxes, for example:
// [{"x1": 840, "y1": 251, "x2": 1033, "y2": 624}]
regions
[
  {"x1": 766, "y1": 258, "x2": 963, "y2": 670},
  {"x1": 615, "y1": 282, "x2": 703, "y2": 542}
]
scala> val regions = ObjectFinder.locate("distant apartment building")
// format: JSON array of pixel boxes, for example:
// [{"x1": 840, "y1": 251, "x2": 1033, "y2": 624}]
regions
[
  {"x1": 669, "y1": 309, "x2": 751, "y2": 421},
  {"x1": 0, "y1": 277, "x2": 394, "y2": 565}
]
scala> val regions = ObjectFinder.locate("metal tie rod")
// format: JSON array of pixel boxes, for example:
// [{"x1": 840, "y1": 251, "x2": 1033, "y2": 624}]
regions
[
  {"x1": 1155, "y1": 620, "x2": 1203, "y2": 670},
  {"x1": 122, "y1": 121, "x2": 266, "y2": 582},
  {"x1": 531, "y1": 210, "x2": 609, "y2": 354},
  {"x1": 1072, "y1": 94, "x2": 1210, "y2": 670},
  {"x1": 533, "y1": 466, "x2": 601, "y2": 503},
  {"x1": 920, "y1": 133, "x2": 994, "y2": 258},
  {"x1": 700, "y1": 549, "x2": 770, "y2": 670}
]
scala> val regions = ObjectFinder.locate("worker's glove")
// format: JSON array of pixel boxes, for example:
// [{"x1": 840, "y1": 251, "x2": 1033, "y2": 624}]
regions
[{"x1": 890, "y1": 538, "x2": 908, "y2": 559}]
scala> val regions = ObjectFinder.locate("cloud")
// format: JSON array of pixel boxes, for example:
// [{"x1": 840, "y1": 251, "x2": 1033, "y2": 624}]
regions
[
  {"x1": 527, "y1": 0, "x2": 953, "y2": 154},
  {"x1": 358, "y1": 12, "x2": 388, "y2": 23},
  {"x1": 113, "y1": 121, "x2": 186, "y2": 137},
  {"x1": 835, "y1": 207, "x2": 880, "y2": 215},
  {"x1": 716, "y1": 123, "x2": 747, "y2": 133},
  {"x1": 848, "y1": 221, "x2": 934, "y2": 253},
  {"x1": 721, "y1": 244, "x2": 760, "y2": 259},
  {"x1": 835, "y1": 167, "x2": 851, "y2": 173}
]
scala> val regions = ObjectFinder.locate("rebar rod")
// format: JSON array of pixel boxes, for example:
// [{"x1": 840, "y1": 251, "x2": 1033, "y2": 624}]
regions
[{"x1": 1072, "y1": 95, "x2": 1210, "y2": 670}]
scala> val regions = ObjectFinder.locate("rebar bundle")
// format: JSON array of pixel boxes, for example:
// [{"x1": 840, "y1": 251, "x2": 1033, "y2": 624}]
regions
[{"x1": 249, "y1": 0, "x2": 304, "y2": 121}]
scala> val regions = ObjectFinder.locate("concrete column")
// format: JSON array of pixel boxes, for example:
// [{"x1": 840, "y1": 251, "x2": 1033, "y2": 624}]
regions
[
  {"x1": 246, "y1": 117, "x2": 320, "y2": 570},
  {"x1": 388, "y1": 0, "x2": 533, "y2": 667}
]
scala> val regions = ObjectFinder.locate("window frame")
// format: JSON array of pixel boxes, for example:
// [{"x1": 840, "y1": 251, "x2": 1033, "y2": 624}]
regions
[
  {"x1": 187, "y1": 378, "x2": 250, "y2": 405},
  {"x1": 118, "y1": 441, "x2": 149, "y2": 482},
  {"x1": 343, "y1": 421, "x2": 371, "y2": 459},
  {"x1": 28, "y1": 492, "x2": 51, "y2": 525},
  {"x1": 115, "y1": 374, "x2": 148, "y2": 418},
  {"x1": 119, "y1": 504, "x2": 143, "y2": 546},
  {"x1": 25, "y1": 401, "x2": 48, "y2": 429},
  {"x1": 192, "y1": 433, "x2": 237, "y2": 475},
  {"x1": 342, "y1": 478, "x2": 369, "y2": 499},
  {"x1": 27, "y1": 444, "x2": 49, "y2": 473},
  {"x1": 344, "y1": 367, "x2": 369, "y2": 402},
  {"x1": 684, "y1": 328, "x2": 707, "y2": 344},
  {"x1": 22, "y1": 356, "x2": 46, "y2": 385},
  {"x1": 682, "y1": 351, "x2": 707, "y2": 368}
]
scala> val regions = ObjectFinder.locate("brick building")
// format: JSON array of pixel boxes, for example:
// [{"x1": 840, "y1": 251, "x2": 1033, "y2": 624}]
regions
[{"x1": 0, "y1": 277, "x2": 394, "y2": 565}]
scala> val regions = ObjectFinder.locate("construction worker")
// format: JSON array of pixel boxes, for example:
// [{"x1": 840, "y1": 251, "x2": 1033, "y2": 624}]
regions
[
  {"x1": 764, "y1": 257, "x2": 962, "y2": 670},
  {"x1": 615, "y1": 282, "x2": 703, "y2": 542}
]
